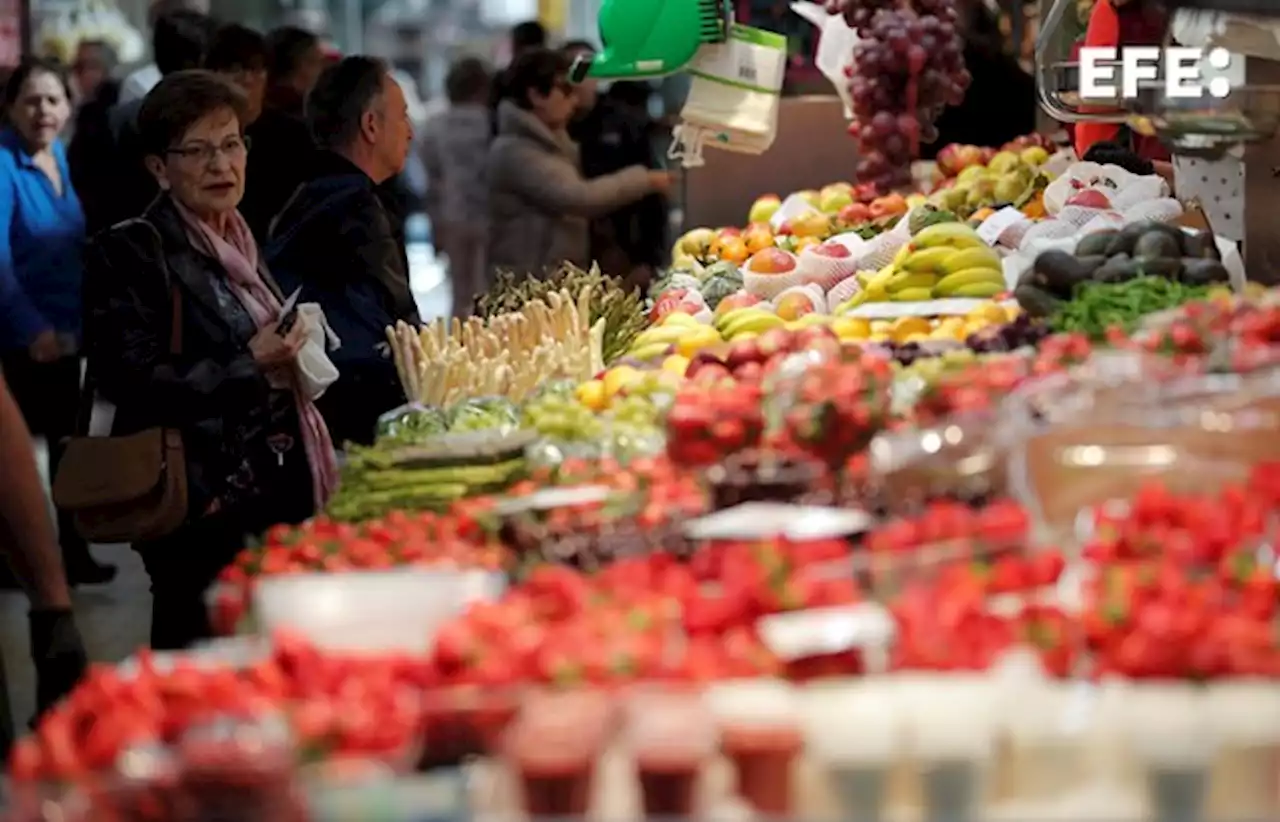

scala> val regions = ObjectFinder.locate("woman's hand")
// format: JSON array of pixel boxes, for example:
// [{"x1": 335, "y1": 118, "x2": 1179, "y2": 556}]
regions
[
  {"x1": 249, "y1": 322, "x2": 306, "y2": 367},
  {"x1": 28, "y1": 330, "x2": 60, "y2": 363},
  {"x1": 647, "y1": 170, "x2": 674, "y2": 194}
]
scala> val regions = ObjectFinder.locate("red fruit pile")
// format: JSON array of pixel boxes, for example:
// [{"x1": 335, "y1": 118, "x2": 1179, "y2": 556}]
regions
[
  {"x1": 210, "y1": 507, "x2": 509, "y2": 634},
  {"x1": 665, "y1": 382, "x2": 766, "y2": 466},
  {"x1": 9, "y1": 635, "x2": 430, "y2": 786},
  {"x1": 780, "y1": 356, "x2": 894, "y2": 466}
]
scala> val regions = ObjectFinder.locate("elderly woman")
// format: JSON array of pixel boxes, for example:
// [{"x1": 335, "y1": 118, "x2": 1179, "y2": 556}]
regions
[
  {"x1": 83, "y1": 70, "x2": 338, "y2": 649},
  {"x1": 488, "y1": 48, "x2": 671, "y2": 276}
]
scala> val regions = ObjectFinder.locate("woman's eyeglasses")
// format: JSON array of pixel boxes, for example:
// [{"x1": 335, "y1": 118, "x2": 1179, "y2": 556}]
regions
[{"x1": 167, "y1": 135, "x2": 251, "y2": 164}]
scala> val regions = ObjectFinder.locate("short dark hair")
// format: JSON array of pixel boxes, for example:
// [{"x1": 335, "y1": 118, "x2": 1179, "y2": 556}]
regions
[
  {"x1": 137, "y1": 69, "x2": 247, "y2": 156},
  {"x1": 510, "y1": 21, "x2": 546, "y2": 53},
  {"x1": 147, "y1": 0, "x2": 207, "y2": 29},
  {"x1": 307, "y1": 55, "x2": 387, "y2": 150},
  {"x1": 1082, "y1": 140, "x2": 1155, "y2": 176},
  {"x1": 561, "y1": 39, "x2": 595, "y2": 54},
  {"x1": 265, "y1": 25, "x2": 319, "y2": 83},
  {"x1": 153, "y1": 10, "x2": 216, "y2": 76},
  {"x1": 501, "y1": 48, "x2": 571, "y2": 109},
  {"x1": 445, "y1": 56, "x2": 490, "y2": 104},
  {"x1": 3, "y1": 56, "x2": 71, "y2": 109},
  {"x1": 204, "y1": 23, "x2": 267, "y2": 74}
]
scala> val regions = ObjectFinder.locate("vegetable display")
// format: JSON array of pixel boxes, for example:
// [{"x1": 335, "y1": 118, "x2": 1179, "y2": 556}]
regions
[{"x1": 1050, "y1": 277, "x2": 1211, "y2": 338}]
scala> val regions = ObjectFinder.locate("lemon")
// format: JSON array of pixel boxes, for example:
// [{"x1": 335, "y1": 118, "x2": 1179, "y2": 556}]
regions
[
  {"x1": 662, "y1": 354, "x2": 690, "y2": 376},
  {"x1": 965, "y1": 303, "x2": 1008, "y2": 325},
  {"x1": 575, "y1": 379, "x2": 607, "y2": 411},
  {"x1": 603, "y1": 366, "x2": 642, "y2": 397},
  {"x1": 831, "y1": 316, "x2": 871, "y2": 340}
]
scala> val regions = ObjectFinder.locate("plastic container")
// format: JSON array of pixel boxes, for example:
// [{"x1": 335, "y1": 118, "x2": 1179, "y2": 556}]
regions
[
  {"x1": 1122, "y1": 683, "x2": 1214, "y2": 822},
  {"x1": 253, "y1": 568, "x2": 505, "y2": 654},
  {"x1": 901, "y1": 674, "x2": 996, "y2": 822},
  {"x1": 801, "y1": 678, "x2": 901, "y2": 822},
  {"x1": 178, "y1": 713, "x2": 302, "y2": 821},
  {"x1": 1001, "y1": 680, "x2": 1092, "y2": 802},
  {"x1": 625, "y1": 686, "x2": 716, "y2": 817},
  {"x1": 704, "y1": 680, "x2": 803, "y2": 815},
  {"x1": 1205, "y1": 681, "x2": 1280, "y2": 820},
  {"x1": 505, "y1": 690, "x2": 614, "y2": 817}
]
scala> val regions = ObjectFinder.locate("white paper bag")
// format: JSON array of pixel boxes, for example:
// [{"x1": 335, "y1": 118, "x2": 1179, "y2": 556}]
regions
[{"x1": 669, "y1": 24, "x2": 787, "y2": 167}]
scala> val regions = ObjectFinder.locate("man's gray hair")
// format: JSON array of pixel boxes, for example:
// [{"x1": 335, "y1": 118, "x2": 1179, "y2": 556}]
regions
[{"x1": 307, "y1": 55, "x2": 389, "y2": 150}]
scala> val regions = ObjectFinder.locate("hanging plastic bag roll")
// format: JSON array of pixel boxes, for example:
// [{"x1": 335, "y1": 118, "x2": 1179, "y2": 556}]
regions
[{"x1": 669, "y1": 24, "x2": 787, "y2": 167}]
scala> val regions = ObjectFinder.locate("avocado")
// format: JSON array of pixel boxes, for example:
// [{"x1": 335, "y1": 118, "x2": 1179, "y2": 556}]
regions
[
  {"x1": 1134, "y1": 257, "x2": 1183, "y2": 279},
  {"x1": 1033, "y1": 249, "x2": 1098, "y2": 297},
  {"x1": 1094, "y1": 254, "x2": 1141, "y2": 283},
  {"x1": 1014, "y1": 283, "x2": 1062, "y2": 317},
  {"x1": 1076, "y1": 230, "x2": 1117, "y2": 257},
  {"x1": 1180, "y1": 229, "x2": 1221, "y2": 260},
  {"x1": 1133, "y1": 230, "x2": 1182, "y2": 261},
  {"x1": 1104, "y1": 223, "x2": 1147, "y2": 257},
  {"x1": 1179, "y1": 258, "x2": 1230, "y2": 285}
]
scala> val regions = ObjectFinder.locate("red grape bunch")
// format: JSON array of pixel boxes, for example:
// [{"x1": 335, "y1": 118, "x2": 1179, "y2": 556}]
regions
[{"x1": 828, "y1": 0, "x2": 969, "y2": 190}]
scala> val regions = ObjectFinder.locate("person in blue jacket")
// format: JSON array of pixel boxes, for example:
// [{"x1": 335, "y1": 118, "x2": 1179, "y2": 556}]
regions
[{"x1": 0, "y1": 57, "x2": 115, "y2": 587}]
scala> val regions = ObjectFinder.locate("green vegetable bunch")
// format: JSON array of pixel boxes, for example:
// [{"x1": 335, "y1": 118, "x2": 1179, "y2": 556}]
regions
[
  {"x1": 1050, "y1": 276, "x2": 1210, "y2": 339},
  {"x1": 476, "y1": 263, "x2": 647, "y2": 364}
]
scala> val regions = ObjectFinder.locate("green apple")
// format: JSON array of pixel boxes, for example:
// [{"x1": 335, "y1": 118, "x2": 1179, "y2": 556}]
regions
[
  {"x1": 748, "y1": 195, "x2": 781, "y2": 224},
  {"x1": 795, "y1": 189, "x2": 820, "y2": 207},
  {"x1": 674, "y1": 227, "x2": 716, "y2": 257},
  {"x1": 819, "y1": 188, "x2": 854, "y2": 214}
]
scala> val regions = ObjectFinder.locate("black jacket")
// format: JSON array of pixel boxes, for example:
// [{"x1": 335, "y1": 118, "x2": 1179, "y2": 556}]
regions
[
  {"x1": 67, "y1": 81, "x2": 122, "y2": 236},
  {"x1": 265, "y1": 152, "x2": 419, "y2": 445},
  {"x1": 242, "y1": 102, "x2": 317, "y2": 242},
  {"x1": 569, "y1": 97, "x2": 666, "y2": 269},
  {"x1": 99, "y1": 98, "x2": 160, "y2": 230},
  {"x1": 82, "y1": 196, "x2": 314, "y2": 522}
]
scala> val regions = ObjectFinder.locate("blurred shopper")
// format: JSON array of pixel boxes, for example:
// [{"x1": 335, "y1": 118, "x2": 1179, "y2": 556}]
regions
[
  {"x1": 70, "y1": 40, "x2": 116, "y2": 105},
  {"x1": 119, "y1": 0, "x2": 211, "y2": 103},
  {"x1": 0, "y1": 370, "x2": 87, "y2": 759},
  {"x1": 103, "y1": 8, "x2": 215, "y2": 231},
  {"x1": 239, "y1": 25, "x2": 321, "y2": 240},
  {"x1": 562, "y1": 41, "x2": 667, "y2": 292},
  {"x1": 203, "y1": 24, "x2": 268, "y2": 125},
  {"x1": 67, "y1": 43, "x2": 121, "y2": 232},
  {"x1": 266, "y1": 57, "x2": 417, "y2": 447},
  {"x1": 0, "y1": 58, "x2": 115, "y2": 589},
  {"x1": 488, "y1": 48, "x2": 670, "y2": 276},
  {"x1": 422, "y1": 56, "x2": 492, "y2": 317},
  {"x1": 490, "y1": 20, "x2": 547, "y2": 135},
  {"x1": 924, "y1": 0, "x2": 1037, "y2": 156},
  {"x1": 83, "y1": 71, "x2": 336, "y2": 649}
]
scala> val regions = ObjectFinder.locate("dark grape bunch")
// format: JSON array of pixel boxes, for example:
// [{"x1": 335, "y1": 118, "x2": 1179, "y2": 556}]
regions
[{"x1": 826, "y1": 0, "x2": 970, "y2": 190}]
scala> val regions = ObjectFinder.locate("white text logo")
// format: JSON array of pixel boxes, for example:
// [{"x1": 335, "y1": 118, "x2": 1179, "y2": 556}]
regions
[{"x1": 1079, "y1": 47, "x2": 1232, "y2": 99}]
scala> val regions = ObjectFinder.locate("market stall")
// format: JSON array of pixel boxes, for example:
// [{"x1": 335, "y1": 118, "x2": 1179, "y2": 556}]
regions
[{"x1": 5, "y1": 0, "x2": 1280, "y2": 816}]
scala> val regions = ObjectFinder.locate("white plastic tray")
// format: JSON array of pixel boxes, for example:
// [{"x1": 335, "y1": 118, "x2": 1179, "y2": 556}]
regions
[
  {"x1": 684, "y1": 502, "x2": 874, "y2": 541},
  {"x1": 253, "y1": 568, "x2": 505, "y2": 654}
]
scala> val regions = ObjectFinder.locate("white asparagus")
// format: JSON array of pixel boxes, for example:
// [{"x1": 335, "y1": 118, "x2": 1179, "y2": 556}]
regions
[{"x1": 385, "y1": 326, "x2": 409, "y2": 399}]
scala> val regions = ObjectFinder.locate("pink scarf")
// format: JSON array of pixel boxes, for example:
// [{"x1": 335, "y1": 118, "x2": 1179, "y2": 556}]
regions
[{"x1": 173, "y1": 200, "x2": 339, "y2": 509}]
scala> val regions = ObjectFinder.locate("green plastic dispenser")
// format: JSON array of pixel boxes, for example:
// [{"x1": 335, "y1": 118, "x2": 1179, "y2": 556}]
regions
[{"x1": 568, "y1": 0, "x2": 732, "y2": 82}]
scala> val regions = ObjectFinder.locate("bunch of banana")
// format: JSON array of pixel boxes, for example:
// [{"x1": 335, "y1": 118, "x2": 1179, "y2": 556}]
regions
[
  {"x1": 713, "y1": 306, "x2": 786, "y2": 340},
  {"x1": 623, "y1": 313, "x2": 720, "y2": 360},
  {"x1": 838, "y1": 224, "x2": 1005, "y2": 311}
]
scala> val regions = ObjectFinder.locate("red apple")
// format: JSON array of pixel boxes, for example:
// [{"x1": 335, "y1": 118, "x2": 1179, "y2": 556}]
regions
[
  {"x1": 1066, "y1": 189, "x2": 1111, "y2": 208},
  {"x1": 812, "y1": 241, "x2": 851, "y2": 258},
  {"x1": 692, "y1": 363, "x2": 731, "y2": 384},
  {"x1": 756, "y1": 327, "x2": 795, "y2": 358},
  {"x1": 685, "y1": 350, "x2": 725, "y2": 379},
  {"x1": 717, "y1": 226, "x2": 742, "y2": 237},
  {"x1": 747, "y1": 248, "x2": 798, "y2": 274},
  {"x1": 795, "y1": 325, "x2": 838, "y2": 349},
  {"x1": 837, "y1": 203, "x2": 872, "y2": 225},
  {"x1": 733, "y1": 361, "x2": 763, "y2": 382},
  {"x1": 715, "y1": 291, "x2": 763, "y2": 317},
  {"x1": 724, "y1": 337, "x2": 764, "y2": 370}
]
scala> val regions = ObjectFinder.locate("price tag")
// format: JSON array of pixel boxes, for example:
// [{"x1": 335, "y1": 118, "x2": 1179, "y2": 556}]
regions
[
  {"x1": 976, "y1": 206, "x2": 1030, "y2": 245},
  {"x1": 688, "y1": 24, "x2": 788, "y2": 96}
]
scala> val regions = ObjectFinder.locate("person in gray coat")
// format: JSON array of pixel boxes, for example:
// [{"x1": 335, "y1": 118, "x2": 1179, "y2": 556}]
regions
[{"x1": 487, "y1": 49, "x2": 670, "y2": 277}]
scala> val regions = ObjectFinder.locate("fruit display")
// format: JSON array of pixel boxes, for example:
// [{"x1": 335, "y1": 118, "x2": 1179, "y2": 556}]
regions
[
  {"x1": 934, "y1": 134, "x2": 1054, "y2": 179},
  {"x1": 388, "y1": 286, "x2": 600, "y2": 407},
  {"x1": 930, "y1": 147, "x2": 1052, "y2": 220},
  {"x1": 476, "y1": 263, "x2": 647, "y2": 365},
  {"x1": 838, "y1": 222, "x2": 1007, "y2": 308},
  {"x1": 1017, "y1": 223, "x2": 1230, "y2": 330},
  {"x1": 830, "y1": 0, "x2": 971, "y2": 189}
]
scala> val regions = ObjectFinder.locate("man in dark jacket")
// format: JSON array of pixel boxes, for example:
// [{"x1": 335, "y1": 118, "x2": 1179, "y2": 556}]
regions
[
  {"x1": 266, "y1": 56, "x2": 418, "y2": 447},
  {"x1": 240, "y1": 25, "x2": 324, "y2": 240},
  {"x1": 102, "y1": 9, "x2": 215, "y2": 231},
  {"x1": 562, "y1": 41, "x2": 667, "y2": 291}
]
